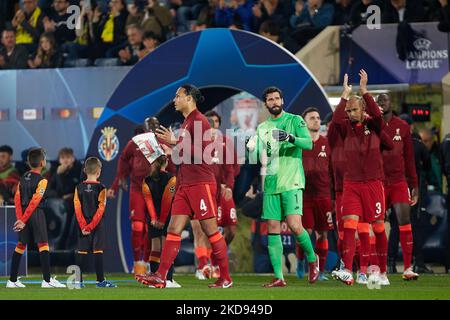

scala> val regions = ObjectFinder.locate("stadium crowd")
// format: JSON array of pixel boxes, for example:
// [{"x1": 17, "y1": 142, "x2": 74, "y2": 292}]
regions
[{"x1": 0, "y1": 0, "x2": 449, "y2": 68}]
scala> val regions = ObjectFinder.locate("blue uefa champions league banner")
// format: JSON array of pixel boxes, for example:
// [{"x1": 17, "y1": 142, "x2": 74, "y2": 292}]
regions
[
  {"x1": 340, "y1": 22, "x2": 449, "y2": 84},
  {"x1": 86, "y1": 29, "x2": 332, "y2": 272},
  {"x1": 0, "y1": 67, "x2": 130, "y2": 161}
]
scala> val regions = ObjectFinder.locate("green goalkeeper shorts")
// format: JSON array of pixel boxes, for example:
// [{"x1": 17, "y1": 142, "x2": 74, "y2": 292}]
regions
[{"x1": 262, "y1": 189, "x2": 303, "y2": 221}]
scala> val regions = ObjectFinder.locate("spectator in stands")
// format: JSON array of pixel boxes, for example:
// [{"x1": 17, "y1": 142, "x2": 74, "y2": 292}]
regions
[
  {"x1": 140, "y1": 0, "x2": 173, "y2": 42},
  {"x1": 43, "y1": 0, "x2": 77, "y2": 46},
  {"x1": 348, "y1": 0, "x2": 383, "y2": 28},
  {"x1": 137, "y1": 31, "x2": 160, "y2": 60},
  {"x1": 49, "y1": 147, "x2": 82, "y2": 248},
  {"x1": 215, "y1": 0, "x2": 256, "y2": 31},
  {"x1": 92, "y1": 0, "x2": 129, "y2": 58},
  {"x1": 419, "y1": 128, "x2": 442, "y2": 192},
  {"x1": 28, "y1": 32, "x2": 63, "y2": 68},
  {"x1": 0, "y1": 145, "x2": 20, "y2": 205},
  {"x1": 194, "y1": 0, "x2": 219, "y2": 29},
  {"x1": 126, "y1": 0, "x2": 147, "y2": 26},
  {"x1": 332, "y1": 0, "x2": 354, "y2": 25},
  {"x1": 0, "y1": 29, "x2": 29, "y2": 69},
  {"x1": 382, "y1": 0, "x2": 425, "y2": 23},
  {"x1": 438, "y1": 0, "x2": 450, "y2": 31},
  {"x1": 11, "y1": 0, "x2": 45, "y2": 54},
  {"x1": 258, "y1": 19, "x2": 282, "y2": 43},
  {"x1": 289, "y1": 0, "x2": 334, "y2": 49},
  {"x1": 127, "y1": 0, "x2": 173, "y2": 41},
  {"x1": 252, "y1": 0, "x2": 293, "y2": 32},
  {"x1": 118, "y1": 24, "x2": 144, "y2": 65},
  {"x1": 65, "y1": 0, "x2": 96, "y2": 60},
  {"x1": 172, "y1": 0, "x2": 208, "y2": 33}
]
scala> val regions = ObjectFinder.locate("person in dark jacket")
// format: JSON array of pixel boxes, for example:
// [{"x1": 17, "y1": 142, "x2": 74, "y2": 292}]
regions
[
  {"x1": 28, "y1": 32, "x2": 63, "y2": 68},
  {"x1": 0, "y1": 29, "x2": 29, "y2": 69},
  {"x1": 43, "y1": 0, "x2": 77, "y2": 46},
  {"x1": 388, "y1": 114, "x2": 433, "y2": 274},
  {"x1": 92, "y1": 0, "x2": 129, "y2": 58},
  {"x1": 381, "y1": 0, "x2": 426, "y2": 23}
]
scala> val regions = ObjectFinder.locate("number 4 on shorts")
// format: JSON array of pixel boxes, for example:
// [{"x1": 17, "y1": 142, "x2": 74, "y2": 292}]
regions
[{"x1": 200, "y1": 199, "x2": 207, "y2": 211}]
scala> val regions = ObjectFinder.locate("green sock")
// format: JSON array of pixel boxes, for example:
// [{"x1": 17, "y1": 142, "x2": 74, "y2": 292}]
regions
[
  {"x1": 268, "y1": 234, "x2": 284, "y2": 280},
  {"x1": 296, "y1": 230, "x2": 316, "y2": 263}
]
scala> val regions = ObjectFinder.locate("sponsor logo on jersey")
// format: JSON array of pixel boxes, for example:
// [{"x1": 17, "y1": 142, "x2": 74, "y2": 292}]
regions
[
  {"x1": 393, "y1": 128, "x2": 402, "y2": 141},
  {"x1": 318, "y1": 145, "x2": 327, "y2": 158},
  {"x1": 98, "y1": 126, "x2": 119, "y2": 162},
  {"x1": 364, "y1": 125, "x2": 371, "y2": 136}
]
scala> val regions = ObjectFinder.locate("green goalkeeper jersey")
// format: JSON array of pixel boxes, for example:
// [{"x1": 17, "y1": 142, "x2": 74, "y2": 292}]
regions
[{"x1": 250, "y1": 111, "x2": 312, "y2": 195}]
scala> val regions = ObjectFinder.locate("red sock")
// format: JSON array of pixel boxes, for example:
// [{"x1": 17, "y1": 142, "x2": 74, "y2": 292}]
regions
[
  {"x1": 370, "y1": 235, "x2": 378, "y2": 266},
  {"x1": 315, "y1": 239, "x2": 328, "y2": 272},
  {"x1": 357, "y1": 233, "x2": 370, "y2": 274},
  {"x1": 342, "y1": 219, "x2": 358, "y2": 270},
  {"x1": 157, "y1": 233, "x2": 181, "y2": 279},
  {"x1": 295, "y1": 242, "x2": 305, "y2": 260},
  {"x1": 195, "y1": 247, "x2": 209, "y2": 269},
  {"x1": 357, "y1": 223, "x2": 370, "y2": 274},
  {"x1": 210, "y1": 250, "x2": 218, "y2": 267},
  {"x1": 131, "y1": 230, "x2": 144, "y2": 261},
  {"x1": 337, "y1": 231, "x2": 344, "y2": 260},
  {"x1": 399, "y1": 224, "x2": 413, "y2": 270},
  {"x1": 354, "y1": 238, "x2": 360, "y2": 271},
  {"x1": 374, "y1": 225, "x2": 388, "y2": 273},
  {"x1": 209, "y1": 232, "x2": 231, "y2": 281}
]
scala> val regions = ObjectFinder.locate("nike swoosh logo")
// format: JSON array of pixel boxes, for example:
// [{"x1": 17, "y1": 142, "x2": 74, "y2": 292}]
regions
[{"x1": 201, "y1": 211, "x2": 208, "y2": 216}]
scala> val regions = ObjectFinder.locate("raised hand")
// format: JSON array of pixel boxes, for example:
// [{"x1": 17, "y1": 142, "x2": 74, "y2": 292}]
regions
[
  {"x1": 342, "y1": 73, "x2": 352, "y2": 100},
  {"x1": 359, "y1": 69, "x2": 368, "y2": 95}
]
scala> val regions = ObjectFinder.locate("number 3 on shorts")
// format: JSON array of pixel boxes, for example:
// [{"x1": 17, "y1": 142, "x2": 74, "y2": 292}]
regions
[
  {"x1": 200, "y1": 199, "x2": 207, "y2": 211},
  {"x1": 375, "y1": 202, "x2": 382, "y2": 218}
]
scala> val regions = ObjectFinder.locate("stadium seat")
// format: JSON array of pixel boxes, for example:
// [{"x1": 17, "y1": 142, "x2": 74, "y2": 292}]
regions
[
  {"x1": 63, "y1": 59, "x2": 92, "y2": 68},
  {"x1": 94, "y1": 58, "x2": 120, "y2": 67}
]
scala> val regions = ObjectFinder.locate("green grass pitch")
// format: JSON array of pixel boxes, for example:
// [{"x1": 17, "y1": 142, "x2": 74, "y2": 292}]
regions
[{"x1": 1, "y1": 274, "x2": 450, "y2": 300}]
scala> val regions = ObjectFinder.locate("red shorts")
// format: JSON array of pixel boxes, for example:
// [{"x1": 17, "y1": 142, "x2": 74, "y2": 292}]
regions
[
  {"x1": 129, "y1": 189, "x2": 147, "y2": 222},
  {"x1": 302, "y1": 197, "x2": 334, "y2": 231},
  {"x1": 218, "y1": 194, "x2": 237, "y2": 227},
  {"x1": 384, "y1": 180, "x2": 410, "y2": 208},
  {"x1": 342, "y1": 180, "x2": 385, "y2": 223},
  {"x1": 172, "y1": 183, "x2": 218, "y2": 220},
  {"x1": 335, "y1": 192, "x2": 343, "y2": 231}
]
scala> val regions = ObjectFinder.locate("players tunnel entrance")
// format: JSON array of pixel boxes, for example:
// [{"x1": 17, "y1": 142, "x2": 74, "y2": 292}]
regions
[{"x1": 85, "y1": 28, "x2": 332, "y2": 272}]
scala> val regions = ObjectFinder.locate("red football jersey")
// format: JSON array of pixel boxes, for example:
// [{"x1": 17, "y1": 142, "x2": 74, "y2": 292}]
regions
[
  {"x1": 111, "y1": 139, "x2": 152, "y2": 192},
  {"x1": 382, "y1": 116, "x2": 418, "y2": 188},
  {"x1": 174, "y1": 108, "x2": 216, "y2": 187},
  {"x1": 303, "y1": 135, "x2": 332, "y2": 198},
  {"x1": 331, "y1": 93, "x2": 393, "y2": 182},
  {"x1": 327, "y1": 123, "x2": 345, "y2": 193}
]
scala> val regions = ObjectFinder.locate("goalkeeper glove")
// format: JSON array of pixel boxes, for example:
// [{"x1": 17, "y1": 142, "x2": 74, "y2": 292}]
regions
[{"x1": 272, "y1": 129, "x2": 295, "y2": 143}]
